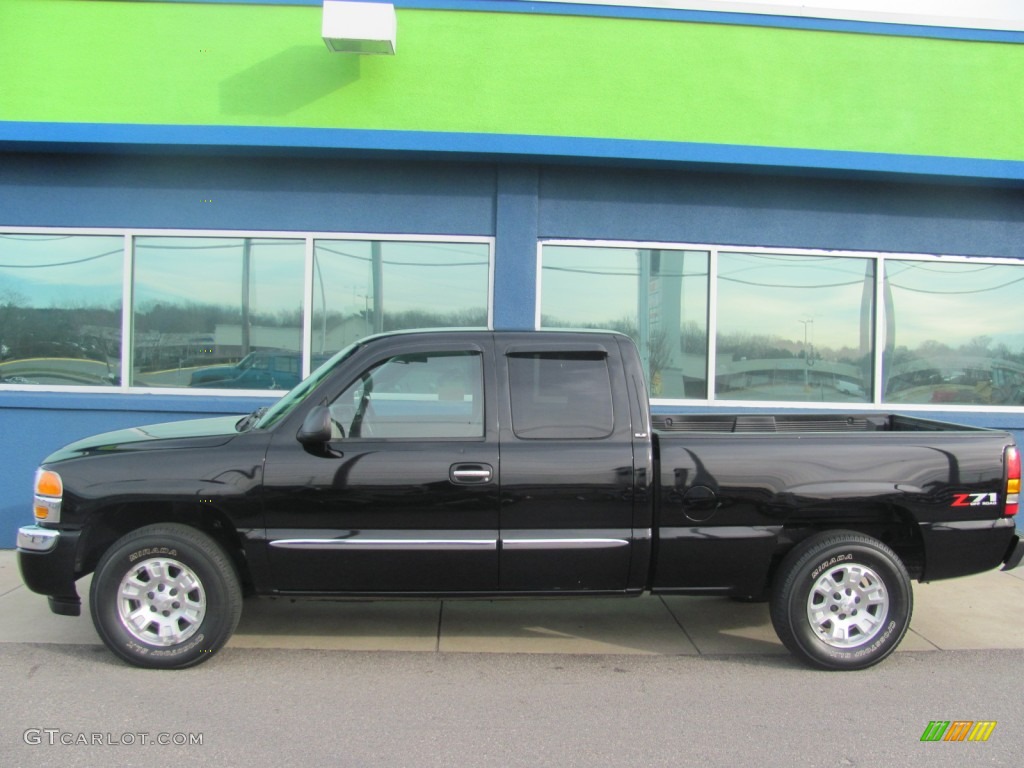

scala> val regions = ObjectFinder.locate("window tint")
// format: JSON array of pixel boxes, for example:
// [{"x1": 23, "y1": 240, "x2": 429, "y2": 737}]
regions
[
  {"x1": 330, "y1": 351, "x2": 483, "y2": 439},
  {"x1": 508, "y1": 352, "x2": 614, "y2": 439}
]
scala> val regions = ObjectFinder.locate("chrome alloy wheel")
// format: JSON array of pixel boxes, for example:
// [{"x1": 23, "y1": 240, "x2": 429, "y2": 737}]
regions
[
  {"x1": 116, "y1": 558, "x2": 206, "y2": 646},
  {"x1": 806, "y1": 563, "x2": 889, "y2": 649}
]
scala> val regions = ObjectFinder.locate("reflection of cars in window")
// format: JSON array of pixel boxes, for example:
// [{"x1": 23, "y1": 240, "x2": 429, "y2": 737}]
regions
[
  {"x1": 190, "y1": 351, "x2": 302, "y2": 390},
  {"x1": 0, "y1": 339, "x2": 116, "y2": 386}
]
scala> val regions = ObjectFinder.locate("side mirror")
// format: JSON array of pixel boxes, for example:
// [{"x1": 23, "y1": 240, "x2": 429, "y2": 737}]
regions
[{"x1": 297, "y1": 405, "x2": 335, "y2": 447}]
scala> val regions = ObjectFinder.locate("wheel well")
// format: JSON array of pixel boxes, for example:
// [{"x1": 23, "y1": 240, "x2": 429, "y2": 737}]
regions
[
  {"x1": 76, "y1": 502, "x2": 252, "y2": 591},
  {"x1": 773, "y1": 509, "x2": 925, "y2": 583}
]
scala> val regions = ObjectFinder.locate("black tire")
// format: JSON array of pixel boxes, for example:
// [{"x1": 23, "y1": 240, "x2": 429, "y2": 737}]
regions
[
  {"x1": 89, "y1": 523, "x2": 242, "y2": 669},
  {"x1": 770, "y1": 531, "x2": 912, "y2": 671}
]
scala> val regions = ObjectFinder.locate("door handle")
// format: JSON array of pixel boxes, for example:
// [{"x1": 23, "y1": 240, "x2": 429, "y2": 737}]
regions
[{"x1": 450, "y1": 463, "x2": 493, "y2": 484}]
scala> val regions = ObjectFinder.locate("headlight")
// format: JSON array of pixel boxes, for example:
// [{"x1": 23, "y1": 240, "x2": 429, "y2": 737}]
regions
[{"x1": 33, "y1": 468, "x2": 63, "y2": 524}]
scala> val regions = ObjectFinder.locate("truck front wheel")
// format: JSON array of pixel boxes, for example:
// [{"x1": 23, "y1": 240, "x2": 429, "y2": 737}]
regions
[
  {"x1": 770, "y1": 531, "x2": 912, "y2": 671},
  {"x1": 89, "y1": 523, "x2": 242, "y2": 669}
]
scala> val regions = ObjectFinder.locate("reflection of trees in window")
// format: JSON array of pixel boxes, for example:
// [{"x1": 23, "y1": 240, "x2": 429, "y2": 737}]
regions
[
  {"x1": 0, "y1": 235, "x2": 122, "y2": 386},
  {"x1": 715, "y1": 253, "x2": 872, "y2": 403},
  {"x1": 132, "y1": 301, "x2": 304, "y2": 372},
  {"x1": 540, "y1": 247, "x2": 710, "y2": 399},
  {"x1": 131, "y1": 237, "x2": 304, "y2": 387},
  {"x1": 884, "y1": 261, "x2": 1024, "y2": 405},
  {"x1": 312, "y1": 241, "x2": 489, "y2": 355}
]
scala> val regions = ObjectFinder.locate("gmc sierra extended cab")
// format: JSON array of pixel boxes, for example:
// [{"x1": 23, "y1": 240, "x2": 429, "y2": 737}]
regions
[{"x1": 17, "y1": 330, "x2": 1024, "y2": 670}]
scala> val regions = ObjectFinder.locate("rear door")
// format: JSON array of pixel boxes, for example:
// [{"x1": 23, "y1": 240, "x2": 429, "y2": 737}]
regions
[{"x1": 495, "y1": 336, "x2": 636, "y2": 591}]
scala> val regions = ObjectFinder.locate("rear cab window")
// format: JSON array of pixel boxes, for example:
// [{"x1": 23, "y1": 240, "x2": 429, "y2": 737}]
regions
[{"x1": 507, "y1": 352, "x2": 614, "y2": 439}]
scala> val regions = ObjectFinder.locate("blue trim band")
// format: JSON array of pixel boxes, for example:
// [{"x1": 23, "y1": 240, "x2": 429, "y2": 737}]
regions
[
  {"x1": 142, "y1": 0, "x2": 1024, "y2": 45},
  {"x1": 3, "y1": 122, "x2": 1024, "y2": 182}
]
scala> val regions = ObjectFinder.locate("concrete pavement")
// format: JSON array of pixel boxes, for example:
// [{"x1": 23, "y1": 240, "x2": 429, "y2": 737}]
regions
[{"x1": 1, "y1": 549, "x2": 1022, "y2": 657}]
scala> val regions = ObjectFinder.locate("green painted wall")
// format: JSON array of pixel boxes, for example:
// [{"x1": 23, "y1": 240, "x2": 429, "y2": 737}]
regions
[{"x1": 2, "y1": 0, "x2": 1023, "y2": 160}]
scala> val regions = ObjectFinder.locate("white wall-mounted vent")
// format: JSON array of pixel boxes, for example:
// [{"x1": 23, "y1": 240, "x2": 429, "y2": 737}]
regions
[{"x1": 322, "y1": 1, "x2": 397, "y2": 55}]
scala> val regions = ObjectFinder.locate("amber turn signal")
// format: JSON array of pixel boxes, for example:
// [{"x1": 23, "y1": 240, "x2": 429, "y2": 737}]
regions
[{"x1": 35, "y1": 469, "x2": 63, "y2": 498}]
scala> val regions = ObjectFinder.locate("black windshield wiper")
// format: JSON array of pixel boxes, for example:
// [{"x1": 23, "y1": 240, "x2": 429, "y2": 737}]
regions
[{"x1": 236, "y1": 406, "x2": 268, "y2": 432}]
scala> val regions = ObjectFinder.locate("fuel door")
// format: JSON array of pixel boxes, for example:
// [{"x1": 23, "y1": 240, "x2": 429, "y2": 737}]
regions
[{"x1": 682, "y1": 484, "x2": 720, "y2": 522}]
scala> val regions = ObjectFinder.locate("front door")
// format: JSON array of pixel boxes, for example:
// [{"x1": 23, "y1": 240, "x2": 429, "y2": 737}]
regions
[{"x1": 263, "y1": 343, "x2": 499, "y2": 592}]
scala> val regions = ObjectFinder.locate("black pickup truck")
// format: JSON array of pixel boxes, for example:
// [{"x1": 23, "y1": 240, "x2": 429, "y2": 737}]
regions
[{"x1": 17, "y1": 330, "x2": 1023, "y2": 670}]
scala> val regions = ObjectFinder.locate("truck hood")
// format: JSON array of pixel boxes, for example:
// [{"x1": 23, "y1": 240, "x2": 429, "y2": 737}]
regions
[{"x1": 44, "y1": 415, "x2": 244, "y2": 462}]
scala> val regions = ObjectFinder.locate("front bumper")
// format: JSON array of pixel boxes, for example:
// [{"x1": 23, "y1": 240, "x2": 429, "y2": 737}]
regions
[
  {"x1": 1004, "y1": 533, "x2": 1024, "y2": 571},
  {"x1": 17, "y1": 526, "x2": 82, "y2": 616}
]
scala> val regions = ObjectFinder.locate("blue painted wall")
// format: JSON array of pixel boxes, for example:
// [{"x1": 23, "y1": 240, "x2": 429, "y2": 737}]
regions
[
  {"x1": 0, "y1": 152, "x2": 499, "y2": 233},
  {"x1": 538, "y1": 166, "x2": 1024, "y2": 259},
  {"x1": 3, "y1": 151, "x2": 1024, "y2": 545}
]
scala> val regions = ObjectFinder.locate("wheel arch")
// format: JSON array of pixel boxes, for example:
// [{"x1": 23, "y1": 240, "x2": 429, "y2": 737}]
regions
[
  {"x1": 77, "y1": 501, "x2": 251, "y2": 591},
  {"x1": 745, "y1": 504, "x2": 925, "y2": 601}
]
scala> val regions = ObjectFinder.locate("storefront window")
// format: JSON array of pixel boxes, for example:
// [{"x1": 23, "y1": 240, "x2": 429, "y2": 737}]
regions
[
  {"x1": 716, "y1": 252, "x2": 874, "y2": 403},
  {"x1": 540, "y1": 245, "x2": 709, "y2": 398},
  {"x1": 883, "y1": 260, "x2": 1024, "y2": 406},
  {"x1": 0, "y1": 234, "x2": 123, "y2": 386},
  {"x1": 312, "y1": 240, "x2": 490, "y2": 357},
  {"x1": 132, "y1": 237, "x2": 305, "y2": 390}
]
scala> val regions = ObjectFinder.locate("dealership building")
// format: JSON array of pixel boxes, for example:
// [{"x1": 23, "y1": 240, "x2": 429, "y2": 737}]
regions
[{"x1": 3, "y1": 0, "x2": 1024, "y2": 545}]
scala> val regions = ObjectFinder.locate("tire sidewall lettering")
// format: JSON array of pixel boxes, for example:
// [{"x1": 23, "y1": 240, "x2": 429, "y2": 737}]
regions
[
  {"x1": 128, "y1": 547, "x2": 178, "y2": 563},
  {"x1": 148, "y1": 633, "x2": 206, "y2": 658},
  {"x1": 811, "y1": 553, "x2": 853, "y2": 580}
]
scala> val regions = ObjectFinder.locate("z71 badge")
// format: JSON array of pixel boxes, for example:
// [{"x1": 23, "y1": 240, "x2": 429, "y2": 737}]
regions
[{"x1": 951, "y1": 492, "x2": 999, "y2": 507}]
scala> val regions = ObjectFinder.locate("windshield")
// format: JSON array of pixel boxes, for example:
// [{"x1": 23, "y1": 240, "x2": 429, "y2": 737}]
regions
[{"x1": 254, "y1": 342, "x2": 361, "y2": 430}]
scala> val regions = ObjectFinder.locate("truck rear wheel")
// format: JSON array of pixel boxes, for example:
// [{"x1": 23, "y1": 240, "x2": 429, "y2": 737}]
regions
[
  {"x1": 89, "y1": 523, "x2": 242, "y2": 669},
  {"x1": 770, "y1": 531, "x2": 912, "y2": 671}
]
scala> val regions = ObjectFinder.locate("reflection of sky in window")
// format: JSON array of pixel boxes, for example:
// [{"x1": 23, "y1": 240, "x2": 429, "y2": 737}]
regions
[
  {"x1": 134, "y1": 238, "x2": 304, "y2": 314},
  {"x1": 314, "y1": 241, "x2": 489, "y2": 316},
  {"x1": 886, "y1": 260, "x2": 1024, "y2": 350},
  {"x1": 717, "y1": 253, "x2": 872, "y2": 348},
  {"x1": 0, "y1": 234, "x2": 123, "y2": 306},
  {"x1": 542, "y1": 246, "x2": 708, "y2": 327},
  {"x1": 542, "y1": 247, "x2": 638, "y2": 325}
]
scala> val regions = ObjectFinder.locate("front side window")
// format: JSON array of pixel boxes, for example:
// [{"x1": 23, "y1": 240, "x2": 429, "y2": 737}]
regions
[
  {"x1": 0, "y1": 234, "x2": 123, "y2": 387},
  {"x1": 716, "y1": 252, "x2": 874, "y2": 403},
  {"x1": 132, "y1": 237, "x2": 305, "y2": 390},
  {"x1": 883, "y1": 260, "x2": 1024, "y2": 406},
  {"x1": 507, "y1": 352, "x2": 614, "y2": 439},
  {"x1": 330, "y1": 350, "x2": 484, "y2": 439}
]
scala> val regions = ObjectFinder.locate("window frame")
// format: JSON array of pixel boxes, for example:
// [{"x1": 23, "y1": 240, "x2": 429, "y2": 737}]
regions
[
  {"x1": 0, "y1": 227, "x2": 495, "y2": 397},
  {"x1": 537, "y1": 238, "x2": 1024, "y2": 413}
]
